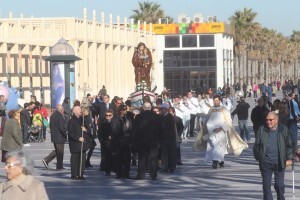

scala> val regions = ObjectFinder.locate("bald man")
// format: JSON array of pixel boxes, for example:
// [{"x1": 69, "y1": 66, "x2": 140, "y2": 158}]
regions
[
  {"x1": 253, "y1": 112, "x2": 294, "y2": 200},
  {"x1": 132, "y1": 102, "x2": 161, "y2": 180},
  {"x1": 68, "y1": 106, "x2": 87, "y2": 180},
  {"x1": 42, "y1": 104, "x2": 67, "y2": 170}
]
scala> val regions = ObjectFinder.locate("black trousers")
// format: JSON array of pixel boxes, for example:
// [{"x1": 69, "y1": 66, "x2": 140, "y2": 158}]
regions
[
  {"x1": 70, "y1": 151, "x2": 86, "y2": 178},
  {"x1": 160, "y1": 142, "x2": 177, "y2": 172},
  {"x1": 86, "y1": 140, "x2": 96, "y2": 163},
  {"x1": 100, "y1": 140, "x2": 106, "y2": 170},
  {"x1": 102, "y1": 142, "x2": 113, "y2": 173},
  {"x1": 44, "y1": 143, "x2": 65, "y2": 169},
  {"x1": 137, "y1": 146, "x2": 158, "y2": 179},
  {"x1": 189, "y1": 114, "x2": 197, "y2": 136},
  {"x1": 21, "y1": 124, "x2": 29, "y2": 144},
  {"x1": 115, "y1": 144, "x2": 131, "y2": 178}
]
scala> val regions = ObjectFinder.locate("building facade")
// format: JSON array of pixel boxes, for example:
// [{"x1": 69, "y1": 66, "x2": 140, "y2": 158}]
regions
[
  {"x1": 0, "y1": 9, "x2": 234, "y2": 108},
  {"x1": 151, "y1": 22, "x2": 234, "y2": 96},
  {"x1": 0, "y1": 9, "x2": 159, "y2": 106}
]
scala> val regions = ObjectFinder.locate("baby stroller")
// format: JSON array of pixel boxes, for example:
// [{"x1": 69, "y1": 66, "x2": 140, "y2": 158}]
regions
[{"x1": 28, "y1": 113, "x2": 44, "y2": 143}]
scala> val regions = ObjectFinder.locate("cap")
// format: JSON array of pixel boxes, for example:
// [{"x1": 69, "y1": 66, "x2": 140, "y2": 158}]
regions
[{"x1": 159, "y1": 102, "x2": 169, "y2": 109}]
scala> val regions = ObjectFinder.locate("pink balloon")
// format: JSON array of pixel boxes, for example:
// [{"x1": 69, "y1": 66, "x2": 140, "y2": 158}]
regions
[{"x1": 0, "y1": 85, "x2": 9, "y2": 103}]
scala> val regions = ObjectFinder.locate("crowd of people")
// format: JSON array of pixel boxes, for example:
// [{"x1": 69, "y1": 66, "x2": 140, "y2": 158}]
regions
[{"x1": 0, "y1": 79, "x2": 300, "y2": 199}]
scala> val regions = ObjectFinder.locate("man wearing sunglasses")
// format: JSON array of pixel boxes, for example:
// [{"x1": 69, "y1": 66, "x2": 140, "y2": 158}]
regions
[{"x1": 253, "y1": 112, "x2": 294, "y2": 200}]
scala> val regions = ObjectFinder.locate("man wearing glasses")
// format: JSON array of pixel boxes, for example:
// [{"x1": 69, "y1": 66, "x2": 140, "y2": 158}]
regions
[{"x1": 253, "y1": 112, "x2": 294, "y2": 200}]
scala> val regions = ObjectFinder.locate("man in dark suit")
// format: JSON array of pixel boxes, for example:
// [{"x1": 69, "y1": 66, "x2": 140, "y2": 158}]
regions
[
  {"x1": 159, "y1": 103, "x2": 177, "y2": 173},
  {"x1": 133, "y1": 102, "x2": 161, "y2": 180},
  {"x1": 97, "y1": 95, "x2": 115, "y2": 122},
  {"x1": 68, "y1": 106, "x2": 87, "y2": 180},
  {"x1": 42, "y1": 104, "x2": 67, "y2": 170},
  {"x1": 20, "y1": 103, "x2": 31, "y2": 147}
]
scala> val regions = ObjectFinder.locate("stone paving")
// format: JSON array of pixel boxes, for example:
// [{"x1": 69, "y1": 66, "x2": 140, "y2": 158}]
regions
[{"x1": 0, "y1": 91, "x2": 299, "y2": 199}]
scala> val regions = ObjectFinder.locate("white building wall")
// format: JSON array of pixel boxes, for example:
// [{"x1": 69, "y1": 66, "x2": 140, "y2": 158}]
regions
[{"x1": 0, "y1": 9, "x2": 160, "y2": 106}]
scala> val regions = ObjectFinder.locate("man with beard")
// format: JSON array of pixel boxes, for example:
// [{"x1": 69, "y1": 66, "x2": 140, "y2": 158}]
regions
[
  {"x1": 68, "y1": 106, "x2": 87, "y2": 180},
  {"x1": 132, "y1": 102, "x2": 161, "y2": 180}
]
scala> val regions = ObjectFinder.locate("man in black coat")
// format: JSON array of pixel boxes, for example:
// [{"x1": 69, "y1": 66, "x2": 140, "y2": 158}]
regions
[
  {"x1": 251, "y1": 97, "x2": 270, "y2": 138},
  {"x1": 68, "y1": 106, "x2": 87, "y2": 180},
  {"x1": 159, "y1": 103, "x2": 177, "y2": 173},
  {"x1": 231, "y1": 97, "x2": 251, "y2": 142},
  {"x1": 42, "y1": 104, "x2": 67, "y2": 170},
  {"x1": 168, "y1": 107, "x2": 184, "y2": 165},
  {"x1": 132, "y1": 102, "x2": 161, "y2": 180},
  {"x1": 20, "y1": 103, "x2": 31, "y2": 146}
]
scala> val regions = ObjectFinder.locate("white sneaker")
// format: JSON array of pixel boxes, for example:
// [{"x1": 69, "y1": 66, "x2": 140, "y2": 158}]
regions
[{"x1": 24, "y1": 144, "x2": 31, "y2": 147}]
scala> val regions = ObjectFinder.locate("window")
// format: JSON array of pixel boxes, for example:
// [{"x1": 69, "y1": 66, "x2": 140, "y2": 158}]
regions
[
  {"x1": 182, "y1": 35, "x2": 197, "y2": 47},
  {"x1": 191, "y1": 51, "x2": 198, "y2": 59},
  {"x1": 165, "y1": 36, "x2": 180, "y2": 48},
  {"x1": 207, "y1": 50, "x2": 216, "y2": 58},
  {"x1": 199, "y1": 35, "x2": 215, "y2": 47}
]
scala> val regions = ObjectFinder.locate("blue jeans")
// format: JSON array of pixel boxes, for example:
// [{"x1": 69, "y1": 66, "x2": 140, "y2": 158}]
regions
[
  {"x1": 238, "y1": 120, "x2": 250, "y2": 141},
  {"x1": 260, "y1": 162, "x2": 285, "y2": 200}
]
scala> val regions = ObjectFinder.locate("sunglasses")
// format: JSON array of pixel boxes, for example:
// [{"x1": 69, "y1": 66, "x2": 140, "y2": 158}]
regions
[
  {"x1": 105, "y1": 114, "x2": 112, "y2": 117},
  {"x1": 5, "y1": 162, "x2": 20, "y2": 168},
  {"x1": 266, "y1": 119, "x2": 274, "y2": 121}
]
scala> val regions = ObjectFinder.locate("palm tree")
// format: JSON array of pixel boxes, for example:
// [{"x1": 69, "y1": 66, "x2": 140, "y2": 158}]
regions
[
  {"x1": 130, "y1": 1, "x2": 165, "y2": 24},
  {"x1": 230, "y1": 8, "x2": 258, "y2": 84}
]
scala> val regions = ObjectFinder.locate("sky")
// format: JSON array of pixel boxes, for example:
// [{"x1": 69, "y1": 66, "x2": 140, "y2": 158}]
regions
[{"x1": 1, "y1": 0, "x2": 299, "y2": 36}]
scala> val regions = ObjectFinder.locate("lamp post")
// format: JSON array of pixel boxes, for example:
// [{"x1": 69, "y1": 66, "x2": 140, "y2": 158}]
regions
[{"x1": 79, "y1": 82, "x2": 92, "y2": 98}]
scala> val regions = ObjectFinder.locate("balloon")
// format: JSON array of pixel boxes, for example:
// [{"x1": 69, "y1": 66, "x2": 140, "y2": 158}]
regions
[{"x1": 0, "y1": 82, "x2": 20, "y2": 111}]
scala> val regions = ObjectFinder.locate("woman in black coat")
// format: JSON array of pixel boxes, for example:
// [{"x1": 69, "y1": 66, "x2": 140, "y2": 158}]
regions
[
  {"x1": 111, "y1": 105, "x2": 133, "y2": 179},
  {"x1": 98, "y1": 109, "x2": 114, "y2": 175},
  {"x1": 82, "y1": 108, "x2": 97, "y2": 168}
]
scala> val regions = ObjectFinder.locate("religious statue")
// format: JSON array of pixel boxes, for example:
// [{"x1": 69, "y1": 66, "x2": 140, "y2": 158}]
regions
[{"x1": 132, "y1": 42, "x2": 152, "y2": 90}]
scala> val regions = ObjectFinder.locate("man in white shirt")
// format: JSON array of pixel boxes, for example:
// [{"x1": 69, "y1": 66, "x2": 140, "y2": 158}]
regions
[
  {"x1": 174, "y1": 96, "x2": 190, "y2": 139},
  {"x1": 187, "y1": 91, "x2": 199, "y2": 137}
]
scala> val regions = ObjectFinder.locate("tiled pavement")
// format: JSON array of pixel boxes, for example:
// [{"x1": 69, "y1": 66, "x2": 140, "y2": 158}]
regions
[{"x1": 0, "y1": 91, "x2": 298, "y2": 199}]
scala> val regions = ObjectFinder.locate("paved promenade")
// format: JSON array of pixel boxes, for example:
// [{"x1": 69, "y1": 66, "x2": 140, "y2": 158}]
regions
[{"x1": 0, "y1": 92, "x2": 299, "y2": 199}]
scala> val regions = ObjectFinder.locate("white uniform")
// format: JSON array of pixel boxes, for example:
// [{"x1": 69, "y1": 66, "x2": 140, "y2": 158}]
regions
[
  {"x1": 178, "y1": 102, "x2": 191, "y2": 139},
  {"x1": 204, "y1": 106, "x2": 230, "y2": 163}
]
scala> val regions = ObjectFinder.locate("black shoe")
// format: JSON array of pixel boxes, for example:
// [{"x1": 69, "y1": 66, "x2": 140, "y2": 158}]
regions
[
  {"x1": 86, "y1": 162, "x2": 93, "y2": 168},
  {"x1": 133, "y1": 176, "x2": 144, "y2": 180},
  {"x1": 151, "y1": 176, "x2": 157, "y2": 180},
  {"x1": 124, "y1": 176, "x2": 132, "y2": 179},
  {"x1": 132, "y1": 161, "x2": 137, "y2": 166},
  {"x1": 159, "y1": 169, "x2": 168, "y2": 173},
  {"x1": 219, "y1": 161, "x2": 224, "y2": 168},
  {"x1": 78, "y1": 176, "x2": 86, "y2": 180},
  {"x1": 116, "y1": 176, "x2": 122, "y2": 179},
  {"x1": 56, "y1": 168, "x2": 66, "y2": 171},
  {"x1": 177, "y1": 162, "x2": 183, "y2": 166},
  {"x1": 212, "y1": 161, "x2": 218, "y2": 169},
  {"x1": 42, "y1": 159, "x2": 49, "y2": 169}
]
